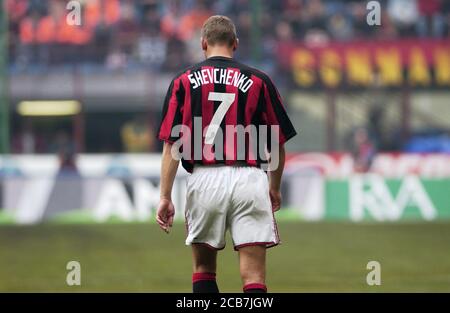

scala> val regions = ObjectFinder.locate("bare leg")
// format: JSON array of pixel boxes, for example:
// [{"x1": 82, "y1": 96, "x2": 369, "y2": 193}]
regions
[
  {"x1": 238, "y1": 245, "x2": 267, "y2": 292},
  {"x1": 191, "y1": 244, "x2": 219, "y2": 293},
  {"x1": 192, "y1": 244, "x2": 217, "y2": 273}
]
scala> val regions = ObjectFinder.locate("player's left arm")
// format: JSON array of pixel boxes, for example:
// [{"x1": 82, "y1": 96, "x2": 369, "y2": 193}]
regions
[
  {"x1": 268, "y1": 144, "x2": 285, "y2": 212},
  {"x1": 263, "y1": 77, "x2": 297, "y2": 145},
  {"x1": 156, "y1": 142, "x2": 180, "y2": 233},
  {"x1": 263, "y1": 77, "x2": 297, "y2": 212}
]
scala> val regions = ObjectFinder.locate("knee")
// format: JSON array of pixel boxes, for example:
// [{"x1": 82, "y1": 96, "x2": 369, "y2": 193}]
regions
[{"x1": 192, "y1": 244, "x2": 217, "y2": 273}]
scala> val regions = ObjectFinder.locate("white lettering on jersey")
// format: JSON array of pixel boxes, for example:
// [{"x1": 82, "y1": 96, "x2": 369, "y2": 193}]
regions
[{"x1": 188, "y1": 68, "x2": 254, "y2": 93}]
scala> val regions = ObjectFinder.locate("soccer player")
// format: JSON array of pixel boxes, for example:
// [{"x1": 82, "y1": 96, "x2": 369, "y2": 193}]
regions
[{"x1": 156, "y1": 15, "x2": 296, "y2": 293}]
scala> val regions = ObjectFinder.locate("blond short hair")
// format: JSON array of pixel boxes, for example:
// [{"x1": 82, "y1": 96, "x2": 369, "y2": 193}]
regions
[{"x1": 201, "y1": 15, "x2": 237, "y2": 47}]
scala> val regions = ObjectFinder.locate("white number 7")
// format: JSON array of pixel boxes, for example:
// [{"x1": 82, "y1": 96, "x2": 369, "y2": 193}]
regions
[{"x1": 205, "y1": 92, "x2": 236, "y2": 144}]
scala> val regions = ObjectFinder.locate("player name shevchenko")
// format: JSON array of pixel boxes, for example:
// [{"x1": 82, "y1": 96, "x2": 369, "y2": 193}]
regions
[{"x1": 188, "y1": 68, "x2": 254, "y2": 92}]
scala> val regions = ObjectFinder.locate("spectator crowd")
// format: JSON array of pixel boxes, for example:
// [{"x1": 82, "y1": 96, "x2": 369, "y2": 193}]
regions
[{"x1": 5, "y1": 0, "x2": 450, "y2": 71}]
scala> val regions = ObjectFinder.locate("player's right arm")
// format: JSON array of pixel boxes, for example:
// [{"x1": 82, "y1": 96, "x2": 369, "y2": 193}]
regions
[
  {"x1": 156, "y1": 142, "x2": 179, "y2": 233},
  {"x1": 156, "y1": 75, "x2": 185, "y2": 233}
]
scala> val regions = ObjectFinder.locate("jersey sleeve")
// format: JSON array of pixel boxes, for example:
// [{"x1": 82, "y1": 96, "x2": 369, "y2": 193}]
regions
[
  {"x1": 262, "y1": 77, "x2": 297, "y2": 145},
  {"x1": 157, "y1": 76, "x2": 185, "y2": 143}
]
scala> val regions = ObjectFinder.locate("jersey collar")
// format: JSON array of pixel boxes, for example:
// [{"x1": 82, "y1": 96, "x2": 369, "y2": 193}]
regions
[{"x1": 206, "y1": 56, "x2": 234, "y2": 61}]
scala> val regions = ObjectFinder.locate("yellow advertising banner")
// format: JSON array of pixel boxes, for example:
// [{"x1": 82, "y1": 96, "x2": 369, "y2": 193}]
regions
[{"x1": 278, "y1": 39, "x2": 450, "y2": 88}]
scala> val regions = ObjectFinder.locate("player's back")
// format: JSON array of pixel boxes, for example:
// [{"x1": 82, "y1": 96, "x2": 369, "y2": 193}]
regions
[{"x1": 158, "y1": 56, "x2": 296, "y2": 173}]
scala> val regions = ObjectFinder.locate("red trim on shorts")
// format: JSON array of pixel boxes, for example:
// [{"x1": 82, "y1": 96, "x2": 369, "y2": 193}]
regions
[
  {"x1": 192, "y1": 272, "x2": 216, "y2": 283},
  {"x1": 233, "y1": 208, "x2": 281, "y2": 251},
  {"x1": 185, "y1": 209, "x2": 225, "y2": 250},
  {"x1": 233, "y1": 241, "x2": 279, "y2": 251},
  {"x1": 184, "y1": 208, "x2": 189, "y2": 236},
  {"x1": 272, "y1": 210, "x2": 281, "y2": 244},
  {"x1": 243, "y1": 283, "x2": 267, "y2": 292},
  {"x1": 192, "y1": 242, "x2": 226, "y2": 251}
]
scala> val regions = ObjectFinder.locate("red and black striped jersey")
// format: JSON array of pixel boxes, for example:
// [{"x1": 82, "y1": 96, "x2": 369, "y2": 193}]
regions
[{"x1": 158, "y1": 56, "x2": 297, "y2": 173}]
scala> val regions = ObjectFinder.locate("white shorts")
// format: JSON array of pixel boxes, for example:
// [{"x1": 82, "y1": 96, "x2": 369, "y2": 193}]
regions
[{"x1": 184, "y1": 165, "x2": 280, "y2": 250}]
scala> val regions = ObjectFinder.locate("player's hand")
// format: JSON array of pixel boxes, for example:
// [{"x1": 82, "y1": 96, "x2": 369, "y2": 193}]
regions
[
  {"x1": 269, "y1": 188, "x2": 282, "y2": 212},
  {"x1": 156, "y1": 198, "x2": 175, "y2": 233}
]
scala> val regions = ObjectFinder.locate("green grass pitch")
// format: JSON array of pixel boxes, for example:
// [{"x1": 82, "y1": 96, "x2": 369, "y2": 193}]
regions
[{"x1": 1, "y1": 221, "x2": 450, "y2": 292}]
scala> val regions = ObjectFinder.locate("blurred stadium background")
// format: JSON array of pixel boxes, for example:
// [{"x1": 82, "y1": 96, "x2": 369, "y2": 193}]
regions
[{"x1": 0, "y1": 0, "x2": 449, "y2": 292}]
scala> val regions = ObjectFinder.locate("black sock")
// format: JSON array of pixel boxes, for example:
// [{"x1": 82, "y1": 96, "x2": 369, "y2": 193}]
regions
[
  {"x1": 243, "y1": 283, "x2": 267, "y2": 293},
  {"x1": 192, "y1": 272, "x2": 219, "y2": 293}
]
